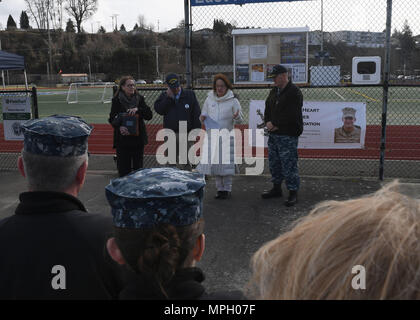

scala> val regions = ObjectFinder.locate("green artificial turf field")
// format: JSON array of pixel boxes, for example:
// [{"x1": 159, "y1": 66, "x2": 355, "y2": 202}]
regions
[{"x1": 1, "y1": 86, "x2": 419, "y2": 125}]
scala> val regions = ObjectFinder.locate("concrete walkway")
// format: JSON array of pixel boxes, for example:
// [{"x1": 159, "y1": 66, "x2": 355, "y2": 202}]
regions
[{"x1": 0, "y1": 169, "x2": 389, "y2": 294}]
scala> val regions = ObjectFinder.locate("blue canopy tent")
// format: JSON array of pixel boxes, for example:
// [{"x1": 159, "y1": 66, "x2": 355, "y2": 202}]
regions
[{"x1": 0, "y1": 50, "x2": 27, "y2": 89}]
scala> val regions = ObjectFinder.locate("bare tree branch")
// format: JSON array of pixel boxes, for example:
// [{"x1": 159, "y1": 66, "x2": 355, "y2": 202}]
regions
[{"x1": 64, "y1": 0, "x2": 98, "y2": 33}]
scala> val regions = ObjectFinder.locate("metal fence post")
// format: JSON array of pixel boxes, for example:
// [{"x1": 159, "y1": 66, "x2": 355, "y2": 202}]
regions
[
  {"x1": 31, "y1": 86, "x2": 39, "y2": 119},
  {"x1": 184, "y1": 0, "x2": 192, "y2": 88},
  {"x1": 379, "y1": 0, "x2": 393, "y2": 181}
]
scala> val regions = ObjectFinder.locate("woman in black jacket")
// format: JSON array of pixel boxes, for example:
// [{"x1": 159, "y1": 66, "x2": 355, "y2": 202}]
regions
[{"x1": 108, "y1": 76, "x2": 153, "y2": 177}]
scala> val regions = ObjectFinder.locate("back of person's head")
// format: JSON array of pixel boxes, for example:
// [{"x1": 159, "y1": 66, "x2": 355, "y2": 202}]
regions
[
  {"x1": 105, "y1": 167, "x2": 206, "y2": 299},
  {"x1": 113, "y1": 218, "x2": 204, "y2": 295},
  {"x1": 21, "y1": 151, "x2": 88, "y2": 192},
  {"x1": 247, "y1": 181, "x2": 420, "y2": 299},
  {"x1": 19, "y1": 115, "x2": 92, "y2": 193}
]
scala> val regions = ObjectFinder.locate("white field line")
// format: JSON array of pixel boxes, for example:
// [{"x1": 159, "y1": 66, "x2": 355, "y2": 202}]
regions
[{"x1": 330, "y1": 88, "x2": 346, "y2": 101}]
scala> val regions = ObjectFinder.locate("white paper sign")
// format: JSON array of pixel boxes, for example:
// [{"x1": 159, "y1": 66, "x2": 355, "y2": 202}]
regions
[
  {"x1": 250, "y1": 45, "x2": 267, "y2": 59},
  {"x1": 248, "y1": 100, "x2": 366, "y2": 149},
  {"x1": 235, "y1": 45, "x2": 249, "y2": 64},
  {"x1": 251, "y1": 64, "x2": 265, "y2": 82},
  {"x1": 2, "y1": 95, "x2": 32, "y2": 141},
  {"x1": 282, "y1": 63, "x2": 307, "y2": 83}
]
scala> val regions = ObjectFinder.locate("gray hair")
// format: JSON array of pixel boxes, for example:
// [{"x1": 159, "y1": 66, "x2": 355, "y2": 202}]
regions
[{"x1": 21, "y1": 150, "x2": 88, "y2": 192}]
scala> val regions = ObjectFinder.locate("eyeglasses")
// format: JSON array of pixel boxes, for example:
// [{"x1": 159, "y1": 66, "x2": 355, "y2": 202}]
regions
[{"x1": 125, "y1": 83, "x2": 136, "y2": 88}]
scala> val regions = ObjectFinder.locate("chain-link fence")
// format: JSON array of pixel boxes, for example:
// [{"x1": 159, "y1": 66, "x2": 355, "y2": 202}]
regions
[
  {"x1": 1, "y1": 1, "x2": 419, "y2": 179},
  {"x1": 0, "y1": 83, "x2": 419, "y2": 178},
  {"x1": 187, "y1": 0, "x2": 420, "y2": 179}
]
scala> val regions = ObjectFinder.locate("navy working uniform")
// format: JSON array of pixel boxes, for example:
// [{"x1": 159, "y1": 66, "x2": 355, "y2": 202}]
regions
[
  {"x1": 263, "y1": 65, "x2": 303, "y2": 206},
  {"x1": 0, "y1": 115, "x2": 122, "y2": 299},
  {"x1": 106, "y1": 167, "x2": 243, "y2": 300}
]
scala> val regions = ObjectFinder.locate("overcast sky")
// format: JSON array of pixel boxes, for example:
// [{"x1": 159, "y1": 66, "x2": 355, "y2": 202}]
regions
[
  {"x1": 0, "y1": 0, "x2": 185, "y2": 32},
  {"x1": 0, "y1": 0, "x2": 419, "y2": 34}
]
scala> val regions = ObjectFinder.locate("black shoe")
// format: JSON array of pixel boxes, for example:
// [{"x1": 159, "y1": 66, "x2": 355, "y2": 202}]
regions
[
  {"x1": 215, "y1": 191, "x2": 223, "y2": 199},
  {"x1": 220, "y1": 191, "x2": 231, "y2": 199},
  {"x1": 261, "y1": 184, "x2": 282, "y2": 199},
  {"x1": 284, "y1": 190, "x2": 298, "y2": 207}
]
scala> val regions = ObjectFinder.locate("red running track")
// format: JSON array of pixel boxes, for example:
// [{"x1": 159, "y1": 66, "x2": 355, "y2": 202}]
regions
[{"x1": 1, "y1": 124, "x2": 419, "y2": 160}]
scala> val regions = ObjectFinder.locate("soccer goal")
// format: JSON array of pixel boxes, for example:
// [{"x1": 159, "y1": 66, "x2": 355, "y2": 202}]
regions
[{"x1": 66, "y1": 82, "x2": 115, "y2": 104}]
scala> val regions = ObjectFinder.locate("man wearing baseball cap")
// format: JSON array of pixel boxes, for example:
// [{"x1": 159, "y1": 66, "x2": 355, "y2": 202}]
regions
[
  {"x1": 0, "y1": 115, "x2": 122, "y2": 299},
  {"x1": 261, "y1": 65, "x2": 303, "y2": 207},
  {"x1": 154, "y1": 73, "x2": 201, "y2": 170}
]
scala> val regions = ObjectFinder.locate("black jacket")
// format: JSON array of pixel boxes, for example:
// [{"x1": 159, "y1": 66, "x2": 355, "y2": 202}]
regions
[
  {"x1": 118, "y1": 267, "x2": 244, "y2": 300},
  {"x1": 264, "y1": 81, "x2": 303, "y2": 137},
  {"x1": 154, "y1": 88, "x2": 201, "y2": 133},
  {"x1": 0, "y1": 191, "x2": 123, "y2": 300},
  {"x1": 109, "y1": 94, "x2": 153, "y2": 148}
]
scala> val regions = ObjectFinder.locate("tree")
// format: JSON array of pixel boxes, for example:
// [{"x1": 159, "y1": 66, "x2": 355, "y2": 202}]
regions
[
  {"x1": 177, "y1": 19, "x2": 185, "y2": 29},
  {"x1": 20, "y1": 11, "x2": 30, "y2": 29},
  {"x1": 49, "y1": 0, "x2": 65, "y2": 30},
  {"x1": 66, "y1": 19, "x2": 75, "y2": 32},
  {"x1": 65, "y1": 0, "x2": 98, "y2": 33},
  {"x1": 98, "y1": 26, "x2": 106, "y2": 34},
  {"x1": 24, "y1": 0, "x2": 52, "y2": 30},
  {"x1": 133, "y1": 23, "x2": 139, "y2": 31},
  {"x1": 394, "y1": 20, "x2": 416, "y2": 74},
  {"x1": 120, "y1": 24, "x2": 126, "y2": 32},
  {"x1": 213, "y1": 19, "x2": 233, "y2": 35},
  {"x1": 7, "y1": 15, "x2": 17, "y2": 29},
  {"x1": 137, "y1": 14, "x2": 146, "y2": 29}
]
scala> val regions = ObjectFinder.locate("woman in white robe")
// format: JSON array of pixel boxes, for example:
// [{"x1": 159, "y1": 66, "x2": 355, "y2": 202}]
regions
[{"x1": 197, "y1": 74, "x2": 243, "y2": 199}]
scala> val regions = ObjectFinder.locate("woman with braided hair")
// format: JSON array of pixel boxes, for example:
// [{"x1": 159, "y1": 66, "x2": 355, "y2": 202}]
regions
[{"x1": 105, "y1": 167, "x2": 243, "y2": 300}]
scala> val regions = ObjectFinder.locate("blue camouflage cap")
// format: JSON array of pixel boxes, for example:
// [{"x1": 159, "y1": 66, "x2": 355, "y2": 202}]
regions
[
  {"x1": 21, "y1": 115, "x2": 93, "y2": 157},
  {"x1": 105, "y1": 167, "x2": 206, "y2": 228}
]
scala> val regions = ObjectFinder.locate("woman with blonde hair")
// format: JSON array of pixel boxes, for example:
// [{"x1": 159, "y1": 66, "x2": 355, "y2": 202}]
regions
[
  {"x1": 197, "y1": 73, "x2": 243, "y2": 199},
  {"x1": 247, "y1": 181, "x2": 420, "y2": 299}
]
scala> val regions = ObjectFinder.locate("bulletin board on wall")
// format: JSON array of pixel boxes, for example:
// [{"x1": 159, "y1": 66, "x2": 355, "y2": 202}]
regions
[{"x1": 232, "y1": 27, "x2": 309, "y2": 84}]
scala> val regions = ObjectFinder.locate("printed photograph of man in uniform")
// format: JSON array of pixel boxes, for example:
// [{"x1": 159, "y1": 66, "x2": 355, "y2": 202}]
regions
[{"x1": 334, "y1": 107, "x2": 361, "y2": 143}]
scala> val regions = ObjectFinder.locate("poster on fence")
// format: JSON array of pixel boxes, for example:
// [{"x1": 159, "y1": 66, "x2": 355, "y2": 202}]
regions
[
  {"x1": 248, "y1": 100, "x2": 366, "y2": 149},
  {"x1": 233, "y1": 27, "x2": 309, "y2": 84},
  {"x1": 2, "y1": 95, "x2": 32, "y2": 141}
]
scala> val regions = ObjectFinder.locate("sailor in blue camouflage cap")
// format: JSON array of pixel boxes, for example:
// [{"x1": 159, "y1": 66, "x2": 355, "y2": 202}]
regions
[
  {"x1": 21, "y1": 114, "x2": 93, "y2": 157},
  {"x1": 104, "y1": 167, "x2": 243, "y2": 299},
  {"x1": 0, "y1": 115, "x2": 124, "y2": 299},
  {"x1": 105, "y1": 167, "x2": 206, "y2": 228}
]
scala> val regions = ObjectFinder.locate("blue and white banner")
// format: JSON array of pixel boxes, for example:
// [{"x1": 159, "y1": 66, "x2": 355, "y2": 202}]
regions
[
  {"x1": 249, "y1": 100, "x2": 367, "y2": 149},
  {"x1": 191, "y1": 0, "x2": 309, "y2": 6}
]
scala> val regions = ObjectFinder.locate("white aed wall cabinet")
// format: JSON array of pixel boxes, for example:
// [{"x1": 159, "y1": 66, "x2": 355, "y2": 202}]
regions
[{"x1": 352, "y1": 56, "x2": 381, "y2": 85}]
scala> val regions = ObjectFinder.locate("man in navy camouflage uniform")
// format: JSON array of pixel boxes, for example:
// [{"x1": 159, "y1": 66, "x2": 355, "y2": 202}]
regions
[{"x1": 261, "y1": 65, "x2": 303, "y2": 207}]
